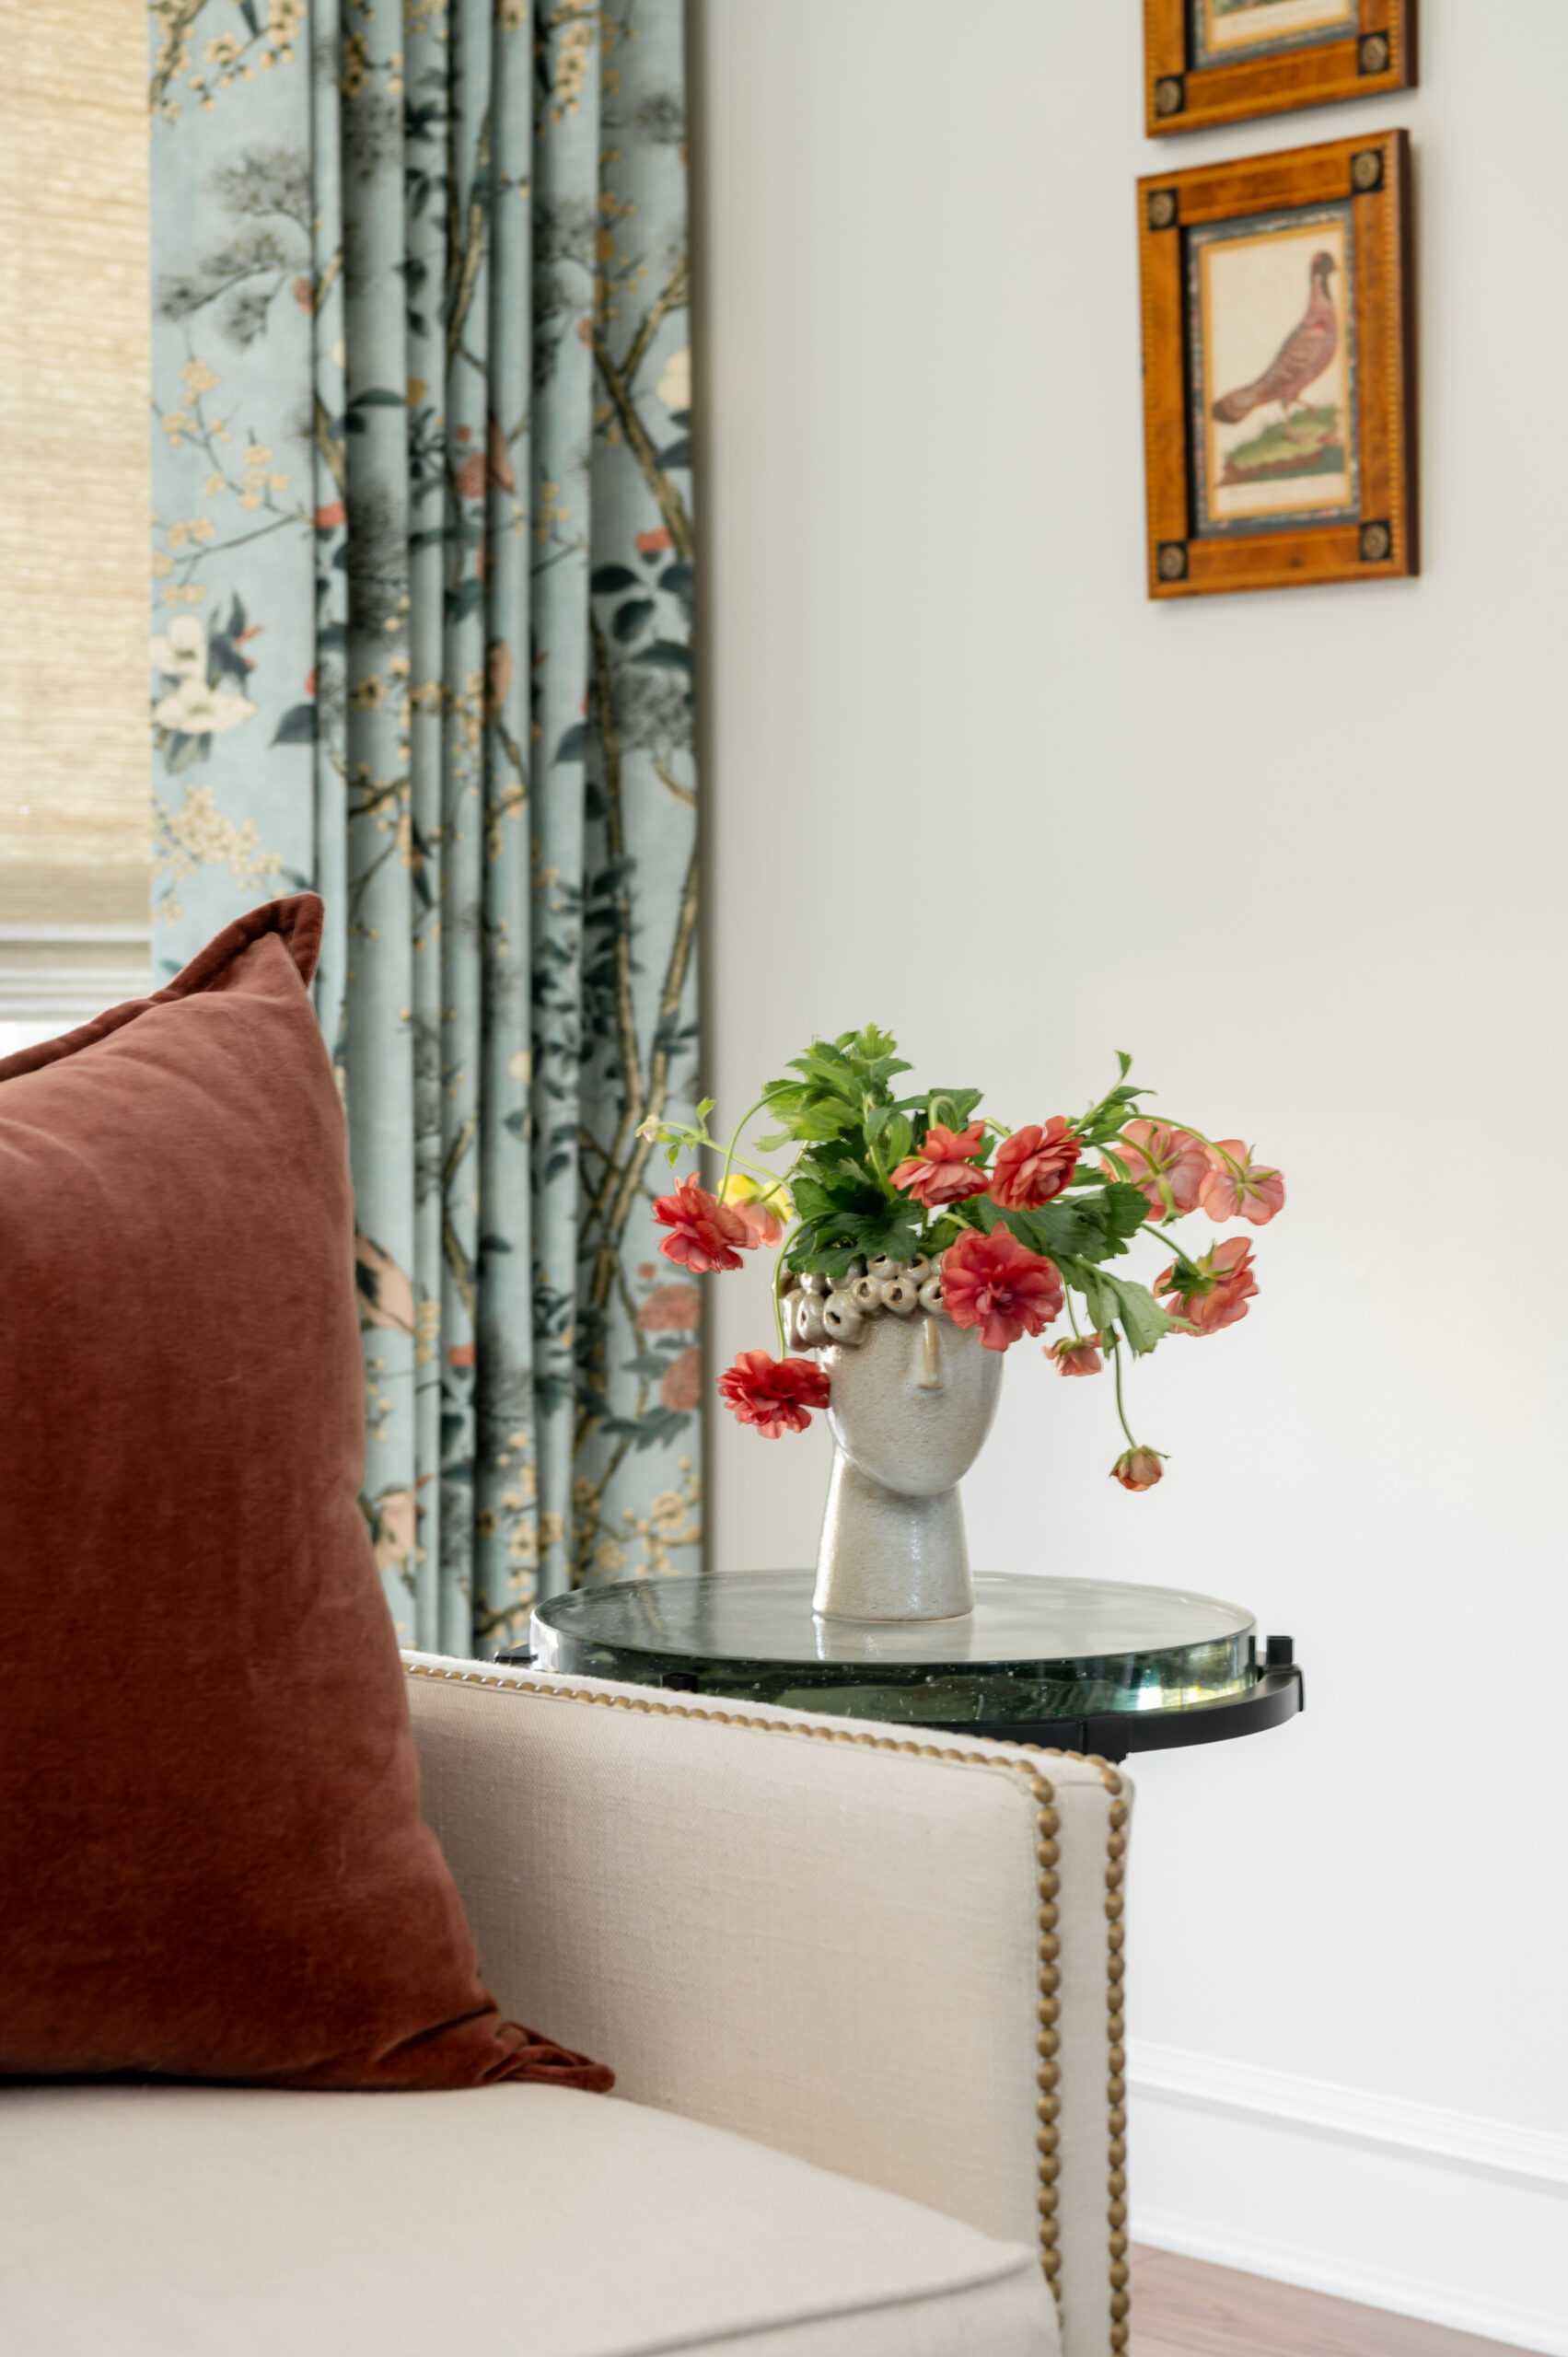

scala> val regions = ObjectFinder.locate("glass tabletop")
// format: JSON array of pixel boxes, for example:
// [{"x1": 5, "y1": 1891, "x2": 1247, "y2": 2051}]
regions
[{"x1": 531, "y1": 1569, "x2": 1256, "y2": 1726}]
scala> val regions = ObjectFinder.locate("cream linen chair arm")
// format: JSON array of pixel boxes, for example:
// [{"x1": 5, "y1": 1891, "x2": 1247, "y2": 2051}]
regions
[{"x1": 404, "y1": 1655, "x2": 1132, "y2": 2357}]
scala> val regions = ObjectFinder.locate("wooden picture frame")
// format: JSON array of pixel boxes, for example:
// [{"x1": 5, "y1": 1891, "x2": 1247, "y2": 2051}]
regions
[
  {"x1": 1144, "y1": 0, "x2": 1415, "y2": 138},
  {"x1": 1138, "y1": 128, "x2": 1415, "y2": 599}
]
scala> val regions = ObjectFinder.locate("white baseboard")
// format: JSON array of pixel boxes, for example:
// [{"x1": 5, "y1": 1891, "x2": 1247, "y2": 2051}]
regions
[{"x1": 1129, "y1": 2041, "x2": 1568, "y2": 2355}]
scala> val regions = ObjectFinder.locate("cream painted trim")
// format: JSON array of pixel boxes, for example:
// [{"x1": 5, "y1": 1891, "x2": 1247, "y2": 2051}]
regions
[
  {"x1": 401, "y1": 1655, "x2": 1128, "y2": 2337},
  {"x1": 1128, "y1": 2039, "x2": 1568, "y2": 2194}
]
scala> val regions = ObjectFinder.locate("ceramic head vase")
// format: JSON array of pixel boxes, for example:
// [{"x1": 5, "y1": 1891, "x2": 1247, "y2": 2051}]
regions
[{"x1": 784, "y1": 1258, "x2": 1002, "y2": 1621}]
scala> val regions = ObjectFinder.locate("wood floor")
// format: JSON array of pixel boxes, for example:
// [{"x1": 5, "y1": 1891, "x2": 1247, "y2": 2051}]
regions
[{"x1": 1129, "y1": 2247, "x2": 1531, "y2": 2357}]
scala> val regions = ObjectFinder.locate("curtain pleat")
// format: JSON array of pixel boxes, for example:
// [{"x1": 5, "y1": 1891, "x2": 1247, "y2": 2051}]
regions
[{"x1": 148, "y1": 0, "x2": 701, "y2": 1652}]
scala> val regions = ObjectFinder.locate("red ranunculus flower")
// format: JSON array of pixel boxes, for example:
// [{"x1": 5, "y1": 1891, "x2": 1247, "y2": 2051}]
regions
[
  {"x1": 889, "y1": 1120, "x2": 991, "y2": 1209},
  {"x1": 1111, "y1": 1447, "x2": 1163, "y2": 1492},
  {"x1": 718, "y1": 1350, "x2": 830, "y2": 1437},
  {"x1": 1199, "y1": 1140, "x2": 1285, "y2": 1226},
  {"x1": 991, "y1": 1118, "x2": 1081, "y2": 1210},
  {"x1": 653, "y1": 1176, "x2": 750, "y2": 1274},
  {"x1": 1155, "y1": 1236, "x2": 1258, "y2": 1335},
  {"x1": 1104, "y1": 1119, "x2": 1208, "y2": 1218},
  {"x1": 1046, "y1": 1331, "x2": 1103, "y2": 1377},
  {"x1": 942, "y1": 1226, "x2": 1063, "y2": 1352}
]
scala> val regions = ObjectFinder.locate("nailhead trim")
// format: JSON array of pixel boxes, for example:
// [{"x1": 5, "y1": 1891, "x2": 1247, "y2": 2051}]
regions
[
  {"x1": 1104, "y1": 1788, "x2": 1130, "y2": 2351},
  {"x1": 405, "y1": 1658, "x2": 1127, "y2": 2318}
]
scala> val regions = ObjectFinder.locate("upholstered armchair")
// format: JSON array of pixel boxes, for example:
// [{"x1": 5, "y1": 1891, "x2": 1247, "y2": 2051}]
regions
[{"x1": 5, "y1": 1660, "x2": 1131, "y2": 2357}]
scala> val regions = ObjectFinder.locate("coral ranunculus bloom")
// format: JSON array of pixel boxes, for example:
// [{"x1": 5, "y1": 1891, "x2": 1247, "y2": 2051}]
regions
[
  {"x1": 890, "y1": 1121, "x2": 991, "y2": 1209},
  {"x1": 720, "y1": 1172, "x2": 791, "y2": 1249},
  {"x1": 653, "y1": 1176, "x2": 750, "y2": 1274},
  {"x1": 1155, "y1": 1236, "x2": 1259, "y2": 1335},
  {"x1": 941, "y1": 1226, "x2": 1063, "y2": 1352},
  {"x1": 718, "y1": 1350, "x2": 831, "y2": 1437},
  {"x1": 1104, "y1": 1119, "x2": 1208, "y2": 1219},
  {"x1": 1046, "y1": 1331, "x2": 1103, "y2": 1377},
  {"x1": 1111, "y1": 1447, "x2": 1164, "y2": 1492},
  {"x1": 991, "y1": 1118, "x2": 1082, "y2": 1210},
  {"x1": 1200, "y1": 1140, "x2": 1286, "y2": 1225}
]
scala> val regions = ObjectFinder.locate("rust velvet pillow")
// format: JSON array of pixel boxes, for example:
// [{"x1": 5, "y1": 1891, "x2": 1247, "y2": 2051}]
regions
[{"x1": 0, "y1": 895, "x2": 607, "y2": 2093}]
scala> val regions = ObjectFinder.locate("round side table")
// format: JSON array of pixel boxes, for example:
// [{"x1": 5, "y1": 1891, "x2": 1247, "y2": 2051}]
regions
[{"x1": 513, "y1": 1570, "x2": 1303, "y2": 1764}]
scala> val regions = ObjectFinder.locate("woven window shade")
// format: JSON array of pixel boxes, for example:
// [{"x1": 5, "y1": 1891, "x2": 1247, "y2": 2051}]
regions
[{"x1": 0, "y1": 2, "x2": 149, "y2": 948}]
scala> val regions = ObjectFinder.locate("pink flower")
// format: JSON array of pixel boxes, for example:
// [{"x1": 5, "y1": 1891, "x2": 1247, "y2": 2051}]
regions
[
  {"x1": 718, "y1": 1350, "x2": 830, "y2": 1437},
  {"x1": 942, "y1": 1227, "x2": 1063, "y2": 1352},
  {"x1": 1111, "y1": 1447, "x2": 1164, "y2": 1492},
  {"x1": 720, "y1": 1174, "x2": 791, "y2": 1249},
  {"x1": 636, "y1": 528, "x2": 672, "y2": 556},
  {"x1": 638, "y1": 1283, "x2": 702, "y2": 1333},
  {"x1": 1200, "y1": 1140, "x2": 1285, "y2": 1225},
  {"x1": 653, "y1": 1176, "x2": 750, "y2": 1274},
  {"x1": 1046, "y1": 1331, "x2": 1103, "y2": 1377},
  {"x1": 313, "y1": 502, "x2": 345, "y2": 530},
  {"x1": 660, "y1": 1347, "x2": 703, "y2": 1412},
  {"x1": 890, "y1": 1121, "x2": 991, "y2": 1210},
  {"x1": 454, "y1": 449, "x2": 487, "y2": 500},
  {"x1": 991, "y1": 1118, "x2": 1082, "y2": 1210},
  {"x1": 1155, "y1": 1237, "x2": 1258, "y2": 1336},
  {"x1": 1104, "y1": 1120, "x2": 1207, "y2": 1219}
]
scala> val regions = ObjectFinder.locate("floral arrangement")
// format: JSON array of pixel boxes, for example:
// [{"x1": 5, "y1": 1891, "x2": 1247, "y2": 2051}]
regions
[{"x1": 638, "y1": 1029, "x2": 1283, "y2": 1490}]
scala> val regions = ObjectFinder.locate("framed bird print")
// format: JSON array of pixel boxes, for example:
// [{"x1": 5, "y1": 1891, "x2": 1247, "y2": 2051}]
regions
[
  {"x1": 1144, "y1": 0, "x2": 1415, "y2": 137},
  {"x1": 1137, "y1": 129, "x2": 1415, "y2": 598}
]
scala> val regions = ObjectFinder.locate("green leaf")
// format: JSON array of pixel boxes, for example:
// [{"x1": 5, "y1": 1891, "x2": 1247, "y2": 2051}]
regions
[
  {"x1": 884, "y1": 1113, "x2": 912, "y2": 1167},
  {"x1": 925, "y1": 1086, "x2": 983, "y2": 1130},
  {"x1": 1063, "y1": 1260, "x2": 1179, "y2": 1355},
  {"x1": 1102, "y1": 1183, "x2": 1151, "y2": 1240}
]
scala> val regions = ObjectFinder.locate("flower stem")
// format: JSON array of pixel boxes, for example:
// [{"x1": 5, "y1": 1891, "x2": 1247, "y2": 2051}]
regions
[
  {"x1": 772, "y1": 1242, "x2": 790, "y2": 1358},
  {"x1": 718, "y1": 1097, "x2": 768, "y2": 1200},
  {"x1": 1109, "y1": 1336, "x2": 1141, "y2": 1452}
]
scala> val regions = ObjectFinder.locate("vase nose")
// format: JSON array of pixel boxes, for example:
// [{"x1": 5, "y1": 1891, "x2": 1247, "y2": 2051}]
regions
[{"x1": 913, "y1": 1315, "x2": 947, "y2": 1392}]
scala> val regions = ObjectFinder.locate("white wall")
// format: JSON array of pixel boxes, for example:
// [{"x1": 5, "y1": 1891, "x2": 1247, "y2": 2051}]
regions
[{"x1": 691, "y1": 3, "x2": 1568, "y2": 2347}]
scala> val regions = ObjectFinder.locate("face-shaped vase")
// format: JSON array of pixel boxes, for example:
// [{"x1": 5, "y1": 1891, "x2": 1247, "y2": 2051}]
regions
[
  {"x1": 823, "y1": 1310, "x2": 1001, "y2": 1496},
  {"x1": 812, "y1": 1307, "x2": 1002, "y2": 1621}
]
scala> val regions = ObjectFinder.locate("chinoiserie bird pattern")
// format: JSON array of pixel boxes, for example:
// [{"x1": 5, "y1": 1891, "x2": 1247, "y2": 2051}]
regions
[{"x1": 1211, "y1": 250, "x2": 1338, "y2": 424}]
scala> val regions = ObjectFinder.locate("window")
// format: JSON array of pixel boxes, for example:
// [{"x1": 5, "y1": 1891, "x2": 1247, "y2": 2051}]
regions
[{"x1": 0, "y1": 4, "x2": 150, "y2": 1051}]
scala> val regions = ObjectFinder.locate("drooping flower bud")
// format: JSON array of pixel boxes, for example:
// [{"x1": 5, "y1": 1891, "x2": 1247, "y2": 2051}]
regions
[{"x1": 1110, "y1": 1446, "x2": 1164, "y2": 1492}]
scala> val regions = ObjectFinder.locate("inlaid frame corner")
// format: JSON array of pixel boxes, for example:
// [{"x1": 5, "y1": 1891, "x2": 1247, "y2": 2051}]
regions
[
  {"x1": 1144, "y1": 0, "x2": 1416, "y2": 139},
  {"x1": 1137, "y1": 128, "x2": 1416, "y2": 600}
]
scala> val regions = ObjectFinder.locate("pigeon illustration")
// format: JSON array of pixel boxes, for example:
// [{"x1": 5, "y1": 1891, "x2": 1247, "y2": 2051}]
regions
[{"x1": 1211, "y1": 250, "x2": 1338, "y2": 425}]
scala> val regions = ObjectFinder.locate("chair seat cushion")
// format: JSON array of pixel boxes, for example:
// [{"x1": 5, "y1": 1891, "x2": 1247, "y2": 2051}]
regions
[{"x1": 0, "y1": 2082, "x2": 1056, "y2": 2357}]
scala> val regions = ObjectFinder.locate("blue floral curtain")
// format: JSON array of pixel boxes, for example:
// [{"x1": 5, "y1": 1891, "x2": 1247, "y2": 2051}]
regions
[{"x1": 147, "y1": 0, "x2": 701, "y2": 1654}]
